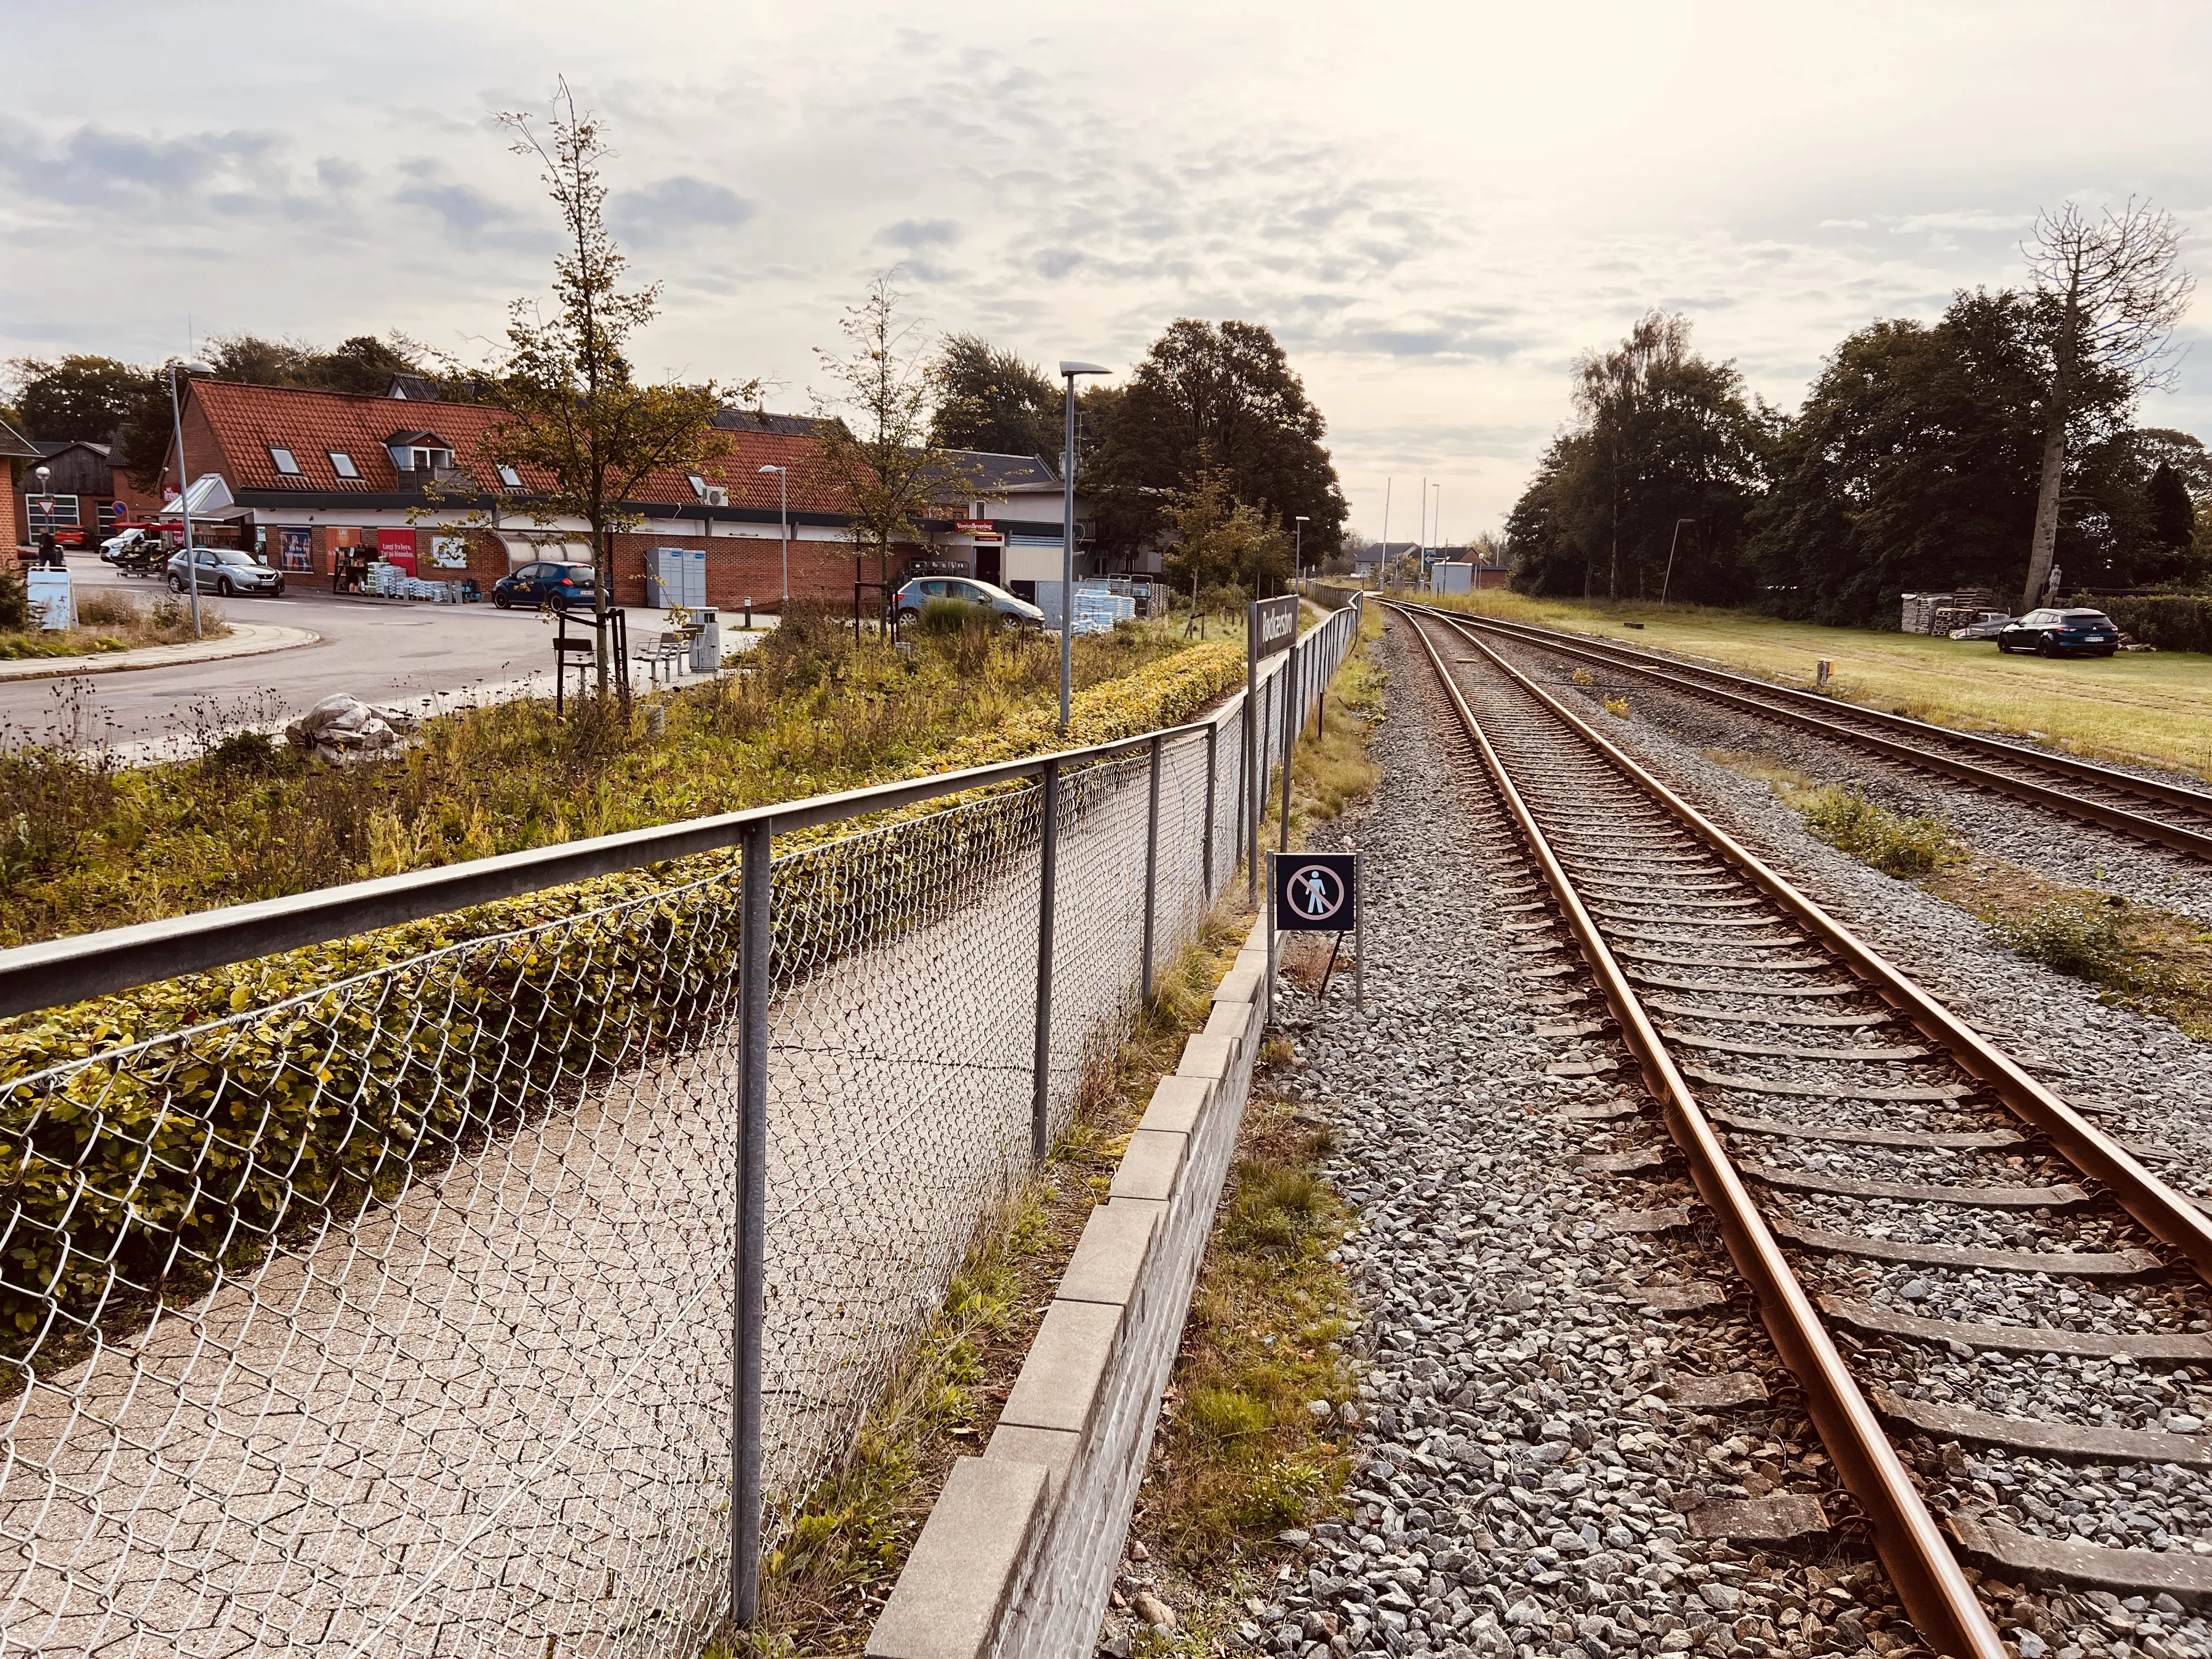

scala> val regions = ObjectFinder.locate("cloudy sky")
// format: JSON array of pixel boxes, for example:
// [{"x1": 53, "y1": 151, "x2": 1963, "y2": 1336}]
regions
[{"x1": 5, "y1": 0, "x2": 2209, "y2": 541}]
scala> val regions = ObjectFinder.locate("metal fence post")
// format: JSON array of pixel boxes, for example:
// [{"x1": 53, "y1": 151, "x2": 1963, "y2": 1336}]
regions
[
  {"x1": 1244, "y1": 631, "x2": 1259, "y2": 905},
  {"x1": 1031, "y1": 758, "x2": 1062, "y2": 1165},
  {"x1": 1279, "y1": 636, "x2": 1297, "y2": 856},
  {"x1": 1201, "y1": 722, "x2": 1218, "y2": 901},
  {"x1": 1141, "y1": 735, "x2": 1161, "y2": 1005},
  {"x1": 731, "y1": 817, "x2": 773, "y2": 1627}
]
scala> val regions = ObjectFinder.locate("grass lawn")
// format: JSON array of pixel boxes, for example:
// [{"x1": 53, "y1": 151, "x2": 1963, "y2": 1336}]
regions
[{"x1": 1425, "y1": 589, "x2": 2212, "y2": 784}]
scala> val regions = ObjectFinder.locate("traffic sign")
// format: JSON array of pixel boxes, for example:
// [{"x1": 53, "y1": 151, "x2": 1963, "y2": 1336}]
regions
[{"x1": 1274, "y1": 851, "x2": 1357, "y2": 932}]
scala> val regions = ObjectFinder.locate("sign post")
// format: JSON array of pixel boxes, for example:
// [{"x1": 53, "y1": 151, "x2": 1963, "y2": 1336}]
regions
[
  {"x1": 1272, "y1": 849, "x2": 1362, "y2": 1018},
  {"x1": 1246, "y1": 594, "x2": 1299, "y2": 905}
]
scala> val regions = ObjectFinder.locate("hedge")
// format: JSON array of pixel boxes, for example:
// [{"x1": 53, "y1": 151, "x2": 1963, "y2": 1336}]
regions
[
  {"x1": 2096, "y1": 594, "x2": 2212, "y2": 656},
  {"x1": 0, "y1": 640, "x2": 1251, "y2": 1365}
]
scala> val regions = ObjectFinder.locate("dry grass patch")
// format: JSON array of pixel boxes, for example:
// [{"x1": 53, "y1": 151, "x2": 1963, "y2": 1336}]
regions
[
  {"x1": 731, "y1": 905, "x2": 1254, "y2": 1656},
  {"x1": 1426, "y1": 588, "x2": 2212, "y2": 783}
]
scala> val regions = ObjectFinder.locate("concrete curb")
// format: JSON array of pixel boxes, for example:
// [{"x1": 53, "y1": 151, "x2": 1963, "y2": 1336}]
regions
[
  {"x1": 0, "y1": 622, "x2": 322, "y2": 682},
  {"x1": 867, "y1": 916, "x2": 1273, "y2": 1659}
]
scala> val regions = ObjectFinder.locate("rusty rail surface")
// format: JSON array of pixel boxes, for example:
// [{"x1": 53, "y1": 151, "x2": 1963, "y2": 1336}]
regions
[
  {"x1": 1399, "y1": 603, "x2": 2007, "y2": 1659},
  {"x1": 1415, "y1": 603, "x2": 2212, "y2": 861}
]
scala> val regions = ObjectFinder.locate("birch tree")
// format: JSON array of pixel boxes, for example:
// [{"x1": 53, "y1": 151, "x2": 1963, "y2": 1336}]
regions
[{"x1": 2018, "y1": 200, "x2": 2194, "y2": 612}]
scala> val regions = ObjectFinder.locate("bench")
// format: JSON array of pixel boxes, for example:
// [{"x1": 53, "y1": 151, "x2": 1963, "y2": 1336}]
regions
[{"x1": 631, "y1": 631, "x2": 691, "y2": 685}]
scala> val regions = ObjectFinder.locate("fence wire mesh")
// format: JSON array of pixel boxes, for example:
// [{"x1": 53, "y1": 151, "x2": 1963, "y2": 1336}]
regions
[{"x1": 0, "y1": 600, "x2": 1361, "y2": 1657}]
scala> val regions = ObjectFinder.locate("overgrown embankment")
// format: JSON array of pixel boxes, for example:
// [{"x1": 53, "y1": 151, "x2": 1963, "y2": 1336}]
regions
[{"x1": 0, "y1": 605, "x2": 1235, "y2": 946}]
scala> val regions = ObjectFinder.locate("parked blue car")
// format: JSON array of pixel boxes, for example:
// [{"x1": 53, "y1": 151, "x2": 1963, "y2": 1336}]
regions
[
  {"x1": 1996, "y1": 608, "x2": 2118, "y2": 658},
  {"x1": 493, "y1": 561, "x2": 598, "y2": 610}
]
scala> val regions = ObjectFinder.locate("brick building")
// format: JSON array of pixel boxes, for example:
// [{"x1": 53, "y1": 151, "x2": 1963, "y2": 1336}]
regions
[
  {"x1": 0, "y1": 419, "x2": 38, "y2": 551},
  {"x1": 167, "y1": 377, "x2": 1098, "y2": 610}
]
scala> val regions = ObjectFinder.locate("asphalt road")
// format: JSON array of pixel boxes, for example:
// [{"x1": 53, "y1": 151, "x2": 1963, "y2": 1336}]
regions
[{"x1": 0, "y1": 571, "x2": 603, "y2": 750}]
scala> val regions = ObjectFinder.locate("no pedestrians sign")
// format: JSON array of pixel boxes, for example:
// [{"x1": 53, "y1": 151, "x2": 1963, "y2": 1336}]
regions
[{"x1": 1274, "y1": 852, "x2": 1357, "y2": 932}]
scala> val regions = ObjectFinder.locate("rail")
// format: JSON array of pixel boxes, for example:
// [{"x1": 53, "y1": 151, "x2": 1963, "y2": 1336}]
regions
[{"x1": 1410, "y1": 602, "x2": 2212, "y2": 860}]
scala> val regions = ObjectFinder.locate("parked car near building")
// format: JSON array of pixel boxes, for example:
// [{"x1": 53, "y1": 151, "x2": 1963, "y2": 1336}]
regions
[
  {"x1": 891, "y1": 575, "x2": 1045, "y2": 628},
  {"x1": 1995, "y1": 608, "x2": 2119, "y2": 657},
  {"x1": 492, "y1": 561, "x2": 599, "y2": 610},
  {"x1": 166, "y1": 546, "x2": 286, "y2": 596}
]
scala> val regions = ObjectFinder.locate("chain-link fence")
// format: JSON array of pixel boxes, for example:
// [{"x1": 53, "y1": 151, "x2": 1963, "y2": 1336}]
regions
[{"x1": 0, "y1": 600, "x2": 1362, "y2": 1656}]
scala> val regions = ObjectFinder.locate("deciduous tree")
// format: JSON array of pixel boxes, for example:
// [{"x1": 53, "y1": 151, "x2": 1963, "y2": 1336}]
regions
[
  {"x1": 2018, "y1": 199, "x2": 2194, "y2": 611},
  {"x1": 4, "y1": 355, "x2": 157, "y2": 442},
  {"x1": 811, "y1": 274, "x2": 975, "y2": 620},
  {"x1": 930, "y1": 334, "x2": 1059, "y2": 461},
  {"x1": 464, "y1": 82, "x2": 735, "y2": 695},
  {"x1": 1084, "y1": 319, "x2": 1345, "y2": 563},
  {"x1": 1506, "y1": 313, "x2": 1763, "y2": 603},
  {"x1": 1161, "y1": 465, "x2": 1291, "y2": 600}
]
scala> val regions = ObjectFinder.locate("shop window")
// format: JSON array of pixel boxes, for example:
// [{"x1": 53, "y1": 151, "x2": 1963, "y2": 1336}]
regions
[
  {"x1": 328, "y1": 452, "x2": 360, "y2": 479},
  {"x1": 269, "y1": 447, "x2": 301, "y2": 476}
]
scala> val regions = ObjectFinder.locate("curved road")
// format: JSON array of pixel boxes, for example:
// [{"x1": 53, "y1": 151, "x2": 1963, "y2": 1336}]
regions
[{"x1": 0, "y1": 572, "x2": 696, "y2": 749}]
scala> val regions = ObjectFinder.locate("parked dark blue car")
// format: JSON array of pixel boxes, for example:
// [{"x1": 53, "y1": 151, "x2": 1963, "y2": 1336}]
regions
[
  {"x1": 493, "y1": 561, "x2": 597, "y2": 610},
  {"x1": 1995, "y1": 608, "x2": 2119, "y2": 658}
]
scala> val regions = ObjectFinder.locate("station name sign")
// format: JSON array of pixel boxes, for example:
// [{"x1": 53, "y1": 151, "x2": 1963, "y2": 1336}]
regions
[{"x1": 1250, "y1": 594, "x2": 1300, "y2": 662}]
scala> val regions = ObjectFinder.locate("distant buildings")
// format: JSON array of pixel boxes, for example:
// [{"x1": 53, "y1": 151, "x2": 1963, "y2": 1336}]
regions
[{"x1": 14, "y1": 374, "x2": 1101, "y2": 610}]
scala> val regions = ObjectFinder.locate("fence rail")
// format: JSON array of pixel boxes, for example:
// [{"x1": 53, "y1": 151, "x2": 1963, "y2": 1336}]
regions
[{"x1": 0, "y1": 598, "x2": 1361, "y2": 1656}]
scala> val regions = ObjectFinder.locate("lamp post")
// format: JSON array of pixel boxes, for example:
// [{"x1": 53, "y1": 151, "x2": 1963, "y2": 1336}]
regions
[
  {"x1": 1293, "y1": 515, "x2": 1308, "y2": 585},
  {"x1": 758, "y1": 465, "x2": 790, "y2": 612},
  {"x1": 1056, "y1": 361, "x2": 1110, "y2": 732},
  {"x1": 168, "y1": 360, "x2": 212, "y2": 639},
  {"x1": 1660, "y1": 517, "x2": 1694, "y2": 606}
]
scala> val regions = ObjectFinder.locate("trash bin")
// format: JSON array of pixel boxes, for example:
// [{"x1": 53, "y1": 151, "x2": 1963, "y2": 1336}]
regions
[{"x1": 690, "y1": 608, "x2": 720, "y2": 672}]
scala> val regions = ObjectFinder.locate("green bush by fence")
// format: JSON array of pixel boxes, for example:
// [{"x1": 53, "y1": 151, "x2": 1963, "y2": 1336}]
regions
[{"x1": 2092, "y1": 594, "x2": 2212, "y2": 655}]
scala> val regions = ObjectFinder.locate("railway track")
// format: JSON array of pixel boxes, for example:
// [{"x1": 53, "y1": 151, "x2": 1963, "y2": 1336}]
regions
[
  {"x1": 1408, "y1": 603, "x2": 2212, "y2": 861},
  {"x1": 1395, "y1": 603, "x2": 2212, "y2": 1659}
]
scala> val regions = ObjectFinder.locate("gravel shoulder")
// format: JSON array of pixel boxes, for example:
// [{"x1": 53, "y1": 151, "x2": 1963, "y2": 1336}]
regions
[{"x1": 1234, "y1": 623, "x2": 1910, "y2": 1659}]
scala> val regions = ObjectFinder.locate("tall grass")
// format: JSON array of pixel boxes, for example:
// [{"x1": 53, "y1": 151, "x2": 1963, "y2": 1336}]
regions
[{"x1": 0, "y1": 604, "x2": 1205, "y2": 947}]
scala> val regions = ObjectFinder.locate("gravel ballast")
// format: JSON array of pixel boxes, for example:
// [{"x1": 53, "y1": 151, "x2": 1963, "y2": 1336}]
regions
[{"x1": 1197, "y1": 617, "x2": 2212, "y2": 1659}]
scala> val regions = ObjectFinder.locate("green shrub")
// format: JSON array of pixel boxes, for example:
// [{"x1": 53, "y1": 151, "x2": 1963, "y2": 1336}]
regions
[
  {"x1": 0, "y1": 567, "x2": 26, "y2": 633},
  {"x1": 912, "y1": 597, "x2": 979, "y2": 638},
  {"x1": 2098, "y1": 594, "x2": 2212, "y2": 654},
  {"x1": 1798, "y1": 787, "x2": 1954, "y2": 877},
  {"x1": 1994, "y1": 900, "x2": 2130, "y2": 984}
]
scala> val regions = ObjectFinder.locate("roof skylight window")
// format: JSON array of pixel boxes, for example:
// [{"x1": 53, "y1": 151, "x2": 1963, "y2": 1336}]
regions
[
  {"x1": 269, "y1": 447, "x2": 301, "y2": 476},
  {"x1": 328, "y1": 451, "x2": 359, "y2": 479}
]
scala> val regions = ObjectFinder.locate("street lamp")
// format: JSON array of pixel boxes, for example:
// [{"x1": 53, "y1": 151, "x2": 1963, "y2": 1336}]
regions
[
  {"x1": 1660, "y1": 517, "x2": 1694, "y2": 607},
  {"x1": 758, "y1": 465, "x2": 790, "y2": 611},
  {"x1": 1293, "y1": 515, "x2": 1310, "y2": 586},
  {"x1": 168, "y1": 360, "x2": 212, "y2": 638},
  {"x1": 1056, "y1": 360, "x2": 1110, "y2": 732}
]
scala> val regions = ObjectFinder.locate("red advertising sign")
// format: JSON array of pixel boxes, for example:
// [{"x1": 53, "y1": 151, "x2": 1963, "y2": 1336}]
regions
[{"x1": 953, "y1": 519, "x2": 996, "y2": 534}]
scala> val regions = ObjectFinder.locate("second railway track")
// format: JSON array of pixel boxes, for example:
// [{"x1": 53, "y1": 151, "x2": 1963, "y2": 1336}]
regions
[
  {"x1": 1396, "y1": 602, "x2": 2212, "y2": 1659},
  {"x1": 1408, "y1": 604, "x2": 2212, "y2": 863}
]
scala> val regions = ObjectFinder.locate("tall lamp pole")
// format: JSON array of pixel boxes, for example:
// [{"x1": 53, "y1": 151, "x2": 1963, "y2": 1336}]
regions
[
  {"x1": 168, "y1": 361, "x2": 211, "y2": 639},
  {"x1": 758, "y1": 464, "x2": 790, "y2": 611},
  {"x1": 1293, "y1": 515, "x2": 1308, "y2": 585},
  {"x1": 1660, "y1": 517, "x2": 1694, "y2": 607},
  {"x1": 1056, "y1": 361, "x2": 1110, "y2": 731}
]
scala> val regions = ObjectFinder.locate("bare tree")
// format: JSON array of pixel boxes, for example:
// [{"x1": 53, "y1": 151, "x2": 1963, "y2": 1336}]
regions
[
  {"x1": 463, "y1": 82, "x2": 740, "y2": 696},
  {"x1": 2018, "y1": 199, "x2": 2194, "y2": 612},
  {"x1": 810, "y1": 274, "x2": 977, "y2": 629}
]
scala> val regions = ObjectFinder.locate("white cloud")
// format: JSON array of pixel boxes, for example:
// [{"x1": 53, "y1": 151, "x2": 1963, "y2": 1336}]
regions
[{"x1": 4, "y1": 0, "x2": 2210, "y2": 537}]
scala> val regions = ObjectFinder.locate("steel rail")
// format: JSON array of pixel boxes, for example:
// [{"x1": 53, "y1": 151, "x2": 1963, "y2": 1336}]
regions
[
  {"x1": 1413, "y1": 604, "x2": 2212, "y2": 1284},
  {"x1": 1397, "y1": 606, "x2": 2004, "y2": 1659},
  {"x1": 1410, "y1": 603, "x2": 2212, "y2": 860}
]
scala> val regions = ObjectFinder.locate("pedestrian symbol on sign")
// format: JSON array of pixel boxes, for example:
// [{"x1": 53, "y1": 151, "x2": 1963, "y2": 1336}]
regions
[{"x1": 1271, "y1": 850, "x2": 1357, "y2": 934}]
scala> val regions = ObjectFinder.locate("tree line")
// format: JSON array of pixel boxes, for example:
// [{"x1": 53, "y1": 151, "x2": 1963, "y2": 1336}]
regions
[{"x1": 1506, "y1": 201, "x2": 2201, "y2": 621}]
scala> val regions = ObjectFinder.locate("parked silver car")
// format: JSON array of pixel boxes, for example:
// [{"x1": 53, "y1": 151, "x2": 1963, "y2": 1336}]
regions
[
  {"x1": 167, "y1": 547, "x2": 287, "y2": 597},
  {"x1": 1947, "y1": 612, "x2": 2015, "y2": 640}
]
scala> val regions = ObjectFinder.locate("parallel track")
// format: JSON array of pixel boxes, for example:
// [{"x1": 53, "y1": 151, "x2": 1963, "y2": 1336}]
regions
[
  {"x1": 1409, "y1": 603, "x2": 2212, "y2": 861},
  {"x1": 1396, "y1": 603, "x2": 2212, "y2": 1659}
]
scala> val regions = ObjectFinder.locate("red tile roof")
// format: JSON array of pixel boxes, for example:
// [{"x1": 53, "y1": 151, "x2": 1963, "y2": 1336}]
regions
[{"x1": 187, "y1": 380, "x2": 855, "y2": 512}]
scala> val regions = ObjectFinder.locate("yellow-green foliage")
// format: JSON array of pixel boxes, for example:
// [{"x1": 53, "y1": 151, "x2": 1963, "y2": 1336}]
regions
[
  {"x1": 0, "y1": 633, "x2": 1252, "y2": 1364},
  {"x1": 1796, "y1": 786, "x2": 1955, "y2": 878}
]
